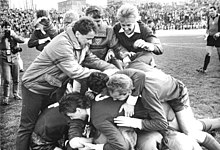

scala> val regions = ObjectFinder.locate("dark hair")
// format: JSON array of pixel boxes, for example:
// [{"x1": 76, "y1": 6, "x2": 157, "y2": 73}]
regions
[
  {"x1": 72, "y1": 16, "x2": 97, "y2": 35},
  {"x1": 87, "y1": 72, "x2": 109, "y2": 93},
  {"x1": 59, "y1": 93, "x2": 90, "y2": 115},
  {"x1": 1, "y1": 20, "x2": 11, "y2": 28},
  {"x1": 85, "y1": 6, "x2": 102, "y2": 19},
  {"x1": 36, "y1": 9, "x2": 48, "y2": 18},
  {"x1": 210, "y1": 6, "x2": 216, "y2": 10},
  {"x1": 39, "y1": 17, "x2": 50, "y2": 26},
  {"x1": 147, "y1": 19, "x2": 154, "y2": 24}
]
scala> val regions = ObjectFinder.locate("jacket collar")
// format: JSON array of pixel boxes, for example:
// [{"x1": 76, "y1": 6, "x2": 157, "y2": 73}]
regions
[
  {"x1": 66, "y1": 27, "x2": 81, "y2": 50},
  {"x1": 65, "y1": 27, "x2": 89, "y2": 64}
]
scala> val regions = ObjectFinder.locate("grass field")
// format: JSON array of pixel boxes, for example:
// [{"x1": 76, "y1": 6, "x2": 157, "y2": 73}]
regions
[{"x1": 0, "y1": 30, "x2": 220, "y2": 149}]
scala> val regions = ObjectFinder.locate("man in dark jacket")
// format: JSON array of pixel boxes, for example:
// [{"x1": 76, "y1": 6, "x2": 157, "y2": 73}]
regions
[
  {"x1": 28, "y1": 9, "x2": 58, "y2": 51},
  {"x1": 0, "y1": 20, "x2": 25, "y2": 105}
]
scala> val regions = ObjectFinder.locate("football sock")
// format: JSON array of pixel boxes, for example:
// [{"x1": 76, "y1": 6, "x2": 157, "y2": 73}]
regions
[
  {"x1": 199, "y1": 118, "x2": 220, "y2": 132},
  {"x1": 203, "y1": 54, "x2": 210, "y2": 70},
  {"x1": 201, "y1": 133, "x2": 220, "y2": 150}
]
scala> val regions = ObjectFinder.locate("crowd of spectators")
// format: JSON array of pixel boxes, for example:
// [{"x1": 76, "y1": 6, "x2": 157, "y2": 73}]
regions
[
  {"x1": 104, "y1": 0, "x2": 220, "y2": 30},
  {"x1": 0, "y1": 8, "x2": 62, "y2": 38},
  {"x1": 0, "y1": 0, "x2": 219, "y2": 38},
  {"x1": 0, "y1": 8, "x2": 35, "y2": 38}
]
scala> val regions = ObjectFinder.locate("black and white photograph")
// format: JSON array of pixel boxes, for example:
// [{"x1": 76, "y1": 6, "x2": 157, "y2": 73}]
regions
[{"x1": 0, "y1": 0, "x2": 220, "y2": 149}]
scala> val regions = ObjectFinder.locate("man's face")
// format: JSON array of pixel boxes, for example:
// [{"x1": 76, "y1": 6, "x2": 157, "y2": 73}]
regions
[
  {"x1": 119, "y1": 17, "x2": 136, "y2": 35},
  {"x1": 76, "y1": 30, "x2": 96, "y2": 48},
  {"x1": 109, "y1": 90, "x2": 130, "y2": 101},
  {"x1": 93, "y1": 18, "x2": 102, "y2": 29},
  {"x1": 87, "y1": 14, "x2": 103, "y2": 29},
  {"x1": 66, "y1": 108, "x2": 88, "y2": 120},
  {"x1": 209, "y1": 8, "x2": 217, "y2": 17}
]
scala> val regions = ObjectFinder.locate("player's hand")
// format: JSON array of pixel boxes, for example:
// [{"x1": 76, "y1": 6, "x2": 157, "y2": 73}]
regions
[
  {"x1": 133, "y1": 39, "x2": 154, "y2": 51},
  {"x1": 114, "y1": 116, "x2": 142, "y2": 129},
  {"x1": 95, "y1": 93, "x2": 109, "y2": 101},
  {"x1": 213, "y1": 32, "x2": 220, "y2": 40},
  {"x1": 69, "y1": 137, "x2": 93, "y2": 149},
  {"x1": 80, "y1": 142, "x2": 104, "y2": 150},
  {"x1": 119, "y1": 51, "x2": 135, "y2": 59},
  {"x1": 105, "y1": 49, "x2": 115, "y2": 61},
  {"x1": 45, "y1": 36, "x2": 51, "y2": 42},
  {"x1": 85, "y1": 91, "x2": 95, "y2": 100},
  {"x1": 119, "y1": 103, "x2": 134, "y2": 117}
]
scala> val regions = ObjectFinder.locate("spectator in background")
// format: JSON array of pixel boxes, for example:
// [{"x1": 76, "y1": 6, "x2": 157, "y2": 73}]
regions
[
  {"x1": 62, "y1": 10, "x2": 79, "y2": 32},
  {"x1": 0, "y1": 20, "x2": 25, "y2": 105},
  {"x1": 113, "y1": 3, "x2": 163, "y2": 68},
  {"x1": 197, "y1": 6, "x2": 220, "y2": 73},
  {"x1": 16, "y1": 17, "x2": 118, "y2": 150},
  {"x1": 28, "y1": 9, "x2": 58, "y2": 51},
  {"x1": 0, "y1": 8, "x2": 34, "y2": 38}
]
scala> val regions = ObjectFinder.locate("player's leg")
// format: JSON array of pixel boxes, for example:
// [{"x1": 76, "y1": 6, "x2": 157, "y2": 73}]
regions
[
  {"x1": 197, "y1": 46, "x2": 213, "y2": 73},
  {"x1": 197, "y1": 35, "x2": 215, "y2": 73}
]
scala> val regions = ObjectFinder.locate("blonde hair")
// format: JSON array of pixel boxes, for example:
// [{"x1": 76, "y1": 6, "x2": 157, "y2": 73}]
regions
[
  {"x1": 63, "y1": 10, "x2": 79, "y2": 25},
  {"x1": 106, "y1": 74, "x2": 134, "y2": 94},
  {"x1": 116, "y1": 3, "x2": 140, "y2": 22}
]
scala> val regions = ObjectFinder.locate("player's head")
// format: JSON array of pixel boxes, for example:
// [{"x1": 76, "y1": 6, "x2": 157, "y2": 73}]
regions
[
  {"x1": 87, "y1": 72, "x2": 109, "y2": 93},
  {"x1": 85, "y1": 5, "x2": 103, "y2": 28},
  {"x1": 63, "y1": 10, "x2": 79, "y2": 30},
  {"x1": 116, "y1": 3, "x2": 140, "y2": 35},
  {"x1": 59, "y1": 93, "x2": 90, "y2": 120},
  {"x1": 106, "y1": 74, "x2": 134, "y2": 101},
  {"x1": 209, "y1": 6, "x2": 217, "y2": 17}
]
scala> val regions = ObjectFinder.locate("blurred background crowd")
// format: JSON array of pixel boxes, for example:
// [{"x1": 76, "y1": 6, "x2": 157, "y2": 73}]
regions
[{"x1": 0, "y1": 0, "x2": 219, "y2": 38}]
